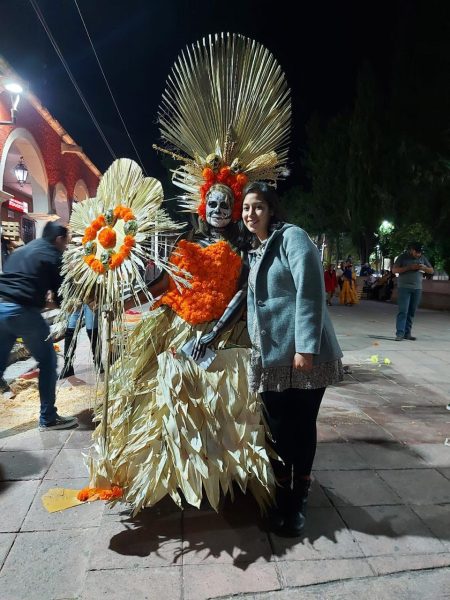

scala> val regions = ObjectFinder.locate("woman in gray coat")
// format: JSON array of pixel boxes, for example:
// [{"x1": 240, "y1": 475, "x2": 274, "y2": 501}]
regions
[{"x1": 242, "y1": 181, "x2": 343, "y2": 536}]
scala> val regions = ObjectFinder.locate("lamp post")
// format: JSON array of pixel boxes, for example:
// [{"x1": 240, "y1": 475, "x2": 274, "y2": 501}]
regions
[
  {"x1": 0, "y1": 82, "x2": 23, "y2": 125},
  {"x1": 14, "y1": 156, "x2": 28, "y2": 187}
]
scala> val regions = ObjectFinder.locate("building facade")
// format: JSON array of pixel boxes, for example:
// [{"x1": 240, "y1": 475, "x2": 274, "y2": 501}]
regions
[{"x1": 0, "y1": 57, "x2": 100, "y2": 269}]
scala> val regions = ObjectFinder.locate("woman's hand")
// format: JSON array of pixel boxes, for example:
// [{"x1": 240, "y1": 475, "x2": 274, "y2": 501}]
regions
[{"x1": 293, "y1": 352, "x2": 313, "y2": 372}]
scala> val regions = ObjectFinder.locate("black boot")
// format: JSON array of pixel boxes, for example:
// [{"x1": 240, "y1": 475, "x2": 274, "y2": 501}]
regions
[
  {"x1": 283, "y1": 477, "x2": 310, "y2": 537},
  {"x1": 86, "y1": 328, "x2": 104, "y2": 373},
  {"x1": 267, "y1": 460, "x2": 292, "y2": 532},
  {"x1": 60, "y1": 328, "x2": 76, "y2": 378}
]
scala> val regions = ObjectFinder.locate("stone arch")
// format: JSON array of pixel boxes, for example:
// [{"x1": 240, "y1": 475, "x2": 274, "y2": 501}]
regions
[
  {"x1": 53, "y1": 181, "x2": 70, "y2": 224},
  {"x1": 73, "y1": 178, "x2": 90, "y2": 202},
  {"x1": 0, "y1": 127, "x2": 49, "y2": 214}
]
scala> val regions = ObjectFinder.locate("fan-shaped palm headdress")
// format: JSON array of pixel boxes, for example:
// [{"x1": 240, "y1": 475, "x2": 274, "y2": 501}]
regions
[{"x1": 154, "y1": 32, "x2": 291, "y2": 222}]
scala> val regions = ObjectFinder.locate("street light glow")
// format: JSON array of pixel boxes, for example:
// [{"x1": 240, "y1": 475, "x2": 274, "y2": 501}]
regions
[{"x1": 5, "y1": 82, "x2": 23, "y2": 94}]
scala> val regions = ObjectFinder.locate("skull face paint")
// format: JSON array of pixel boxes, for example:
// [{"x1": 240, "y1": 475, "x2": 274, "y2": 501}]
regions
[{"x1": 205, "y1": 184, "x2": 234, "y2": 228}]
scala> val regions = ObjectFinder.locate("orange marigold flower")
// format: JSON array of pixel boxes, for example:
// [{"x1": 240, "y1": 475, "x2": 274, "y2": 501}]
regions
[
  {"x1": 123, "y1": 235, "x2": 135, "y2": 248},
  {"x1": 109, "y1": 253, "x2": 124, "y2": 269},
  {"x1": 82, "y1": 226, "x2": 97, "y2": 243},
  {"x1": 98, "y1": 227, "x2": 117, "y2": 249},
  {"x1": 91, "y1": 259, "x2": 105, "y2": 274},
  {"x1": 123, "y1": 211, "x2": 135, "y2": 222},
  {"x1": 83, "y1": 254, "x2": 96, "y2": 266}
]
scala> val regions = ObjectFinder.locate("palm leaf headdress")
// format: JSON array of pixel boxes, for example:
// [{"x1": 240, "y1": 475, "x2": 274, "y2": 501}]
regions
[{"x1": 155, "y1": 32, "x2": 291, "y2": 221}]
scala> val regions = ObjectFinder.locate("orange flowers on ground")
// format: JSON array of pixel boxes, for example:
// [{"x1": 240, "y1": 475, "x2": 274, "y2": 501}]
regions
[
  {"x1": 154, "y1": 240, "x2": 242, "y2": 324},
  {"x1": 77, "y1": 486, "x2": 123, "y2": 501}
]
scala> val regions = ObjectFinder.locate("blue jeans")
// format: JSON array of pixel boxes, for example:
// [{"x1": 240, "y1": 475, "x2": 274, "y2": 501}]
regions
[
  {"x1": 396, "y1": 287, "x2": 422, "y2": 337},
  {"x1": 67, "y1": 304, "x2": 97, "y2": 330},
  {"x1": 0, "y1": 302, "x2": 57, "y2": 426}
]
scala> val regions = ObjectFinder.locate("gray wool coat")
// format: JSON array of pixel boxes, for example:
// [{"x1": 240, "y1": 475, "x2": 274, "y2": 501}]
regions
[{"x1": 247, "y1": 223, "x2": 343, "y2": 369}]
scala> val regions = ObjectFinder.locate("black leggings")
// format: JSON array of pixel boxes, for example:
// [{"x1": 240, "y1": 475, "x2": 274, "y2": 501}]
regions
[{"x1": 261, "y1": 387, "x2": 325, "y2": 478}]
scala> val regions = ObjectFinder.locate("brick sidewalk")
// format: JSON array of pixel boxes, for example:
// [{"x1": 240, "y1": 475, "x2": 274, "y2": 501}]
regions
[{"x1": 1, "y1": 300, "x2": 449, "y2": 599}]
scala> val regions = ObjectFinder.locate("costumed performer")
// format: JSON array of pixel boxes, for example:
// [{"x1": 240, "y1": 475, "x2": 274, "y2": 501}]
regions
[{"x1": 85, "y1": 33, "x2": 292, "y2": 514}]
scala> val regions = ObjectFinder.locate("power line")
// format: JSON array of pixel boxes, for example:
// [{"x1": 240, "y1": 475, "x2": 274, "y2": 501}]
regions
[
  {"x1": 29, "y1": 0, "x2": 117, "y2": 161},
  {"x1": 73, "y1": 0, "x2": 147, "y2": 175}
]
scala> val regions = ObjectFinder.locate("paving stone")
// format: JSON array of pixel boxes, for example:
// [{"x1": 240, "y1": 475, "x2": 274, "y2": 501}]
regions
[
  {"x1": 338, "y1": 505, "x2": 446, "y2": 556},
  {"x1": 368, "y1": 552, "x2": 450, "y2": 575},
  {"x1": 315, "y1": 470, "x2": 402, "y2": 506},
  {"x1": 411, "y1": 505, "x2": 450, "y2": 551},
  {"x1": 244, "y1": 567, "x2": 450, "y2": 600},
  {"x1": 0, "y1": 480, "x2": 40, "y2": 532},
  {"x1": 409, "y1": 443, "x2": 450, "y2": 468},
  {"x1": 377, "y1": 468, "x2": 450, "y2": 505},
  {"x1": 182, "y1": 511, "x2": 272, "y2": 565},
  {"x1": 314, "y1": 443, "x2": 368, "y2": 470},
  {"x1": 0, "y1": 449, "x2": 59, "y2": 480},
  {"x1": 0, "y1": 429, "x2": 71, "y2": 451},
  {"x1": 0, "y1": 528, "x2": 94, "y2": 600},
  {"x1": 44, "y1": 448, "x2": 89, "y2": 479},
  {"x1": 183, "y1": 562, "x2": 280, "y2": 600},
  {"x1": 381, "y1": 420, "x2": 445, "y2": 443},
  {"x1": 81, "y1": 566, "x2": 182, "y2": 600},
  {"x1": 21, "y1": 477, "x2": 104, "y2": 531},
  {"x1": 438, "y1": 468, "x2": 450, "y2": 481},
  {"x1": 0, "y1": 533, "x2": 15, "y2": 568},
  {"x1": 89, "y1": 511, "x2": 182, "y2": 570},
  {"x1": 64, "y1": 429, "x2": 95, "y2": 449},
  {"x1": 308, "y1": 480, "x2": 332, "y2": 507},
  {"x1": 270, "y1": 507, "x2": 364, "y2": 560},
  {"x1": 335, "y1": 423, "x2": 395, "y2": 442},
  {"x1": 351, "y1": 442, "x2": 426, "y2": 469},
  {"x1": 278, "y1": 557, "x2": 374, "y2": 587},
  {"x1": 316, "y1": 424, "x2": 344, "y2": 442}
]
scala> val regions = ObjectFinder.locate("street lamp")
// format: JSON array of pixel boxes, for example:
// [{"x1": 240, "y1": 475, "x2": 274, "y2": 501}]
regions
[
  {"x1": 14, "y1": 156, "x2": 28, "y2": 187},
  {"x1": 0, "y1": 81, "x2": 23, "y2": 125}
]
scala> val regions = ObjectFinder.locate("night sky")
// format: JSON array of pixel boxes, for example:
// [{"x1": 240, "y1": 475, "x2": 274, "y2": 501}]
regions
[{"x1": 2, "y1": 0, "x2": 401, "y2": 190}]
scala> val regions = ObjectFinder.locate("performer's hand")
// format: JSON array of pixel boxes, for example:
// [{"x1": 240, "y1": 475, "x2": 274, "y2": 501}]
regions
[
  {"x1": 191, "y1": 331, "x2": 216, "y2": 361},
  {"x1": 293, "y1": 352, "x2": 313, "y2": 372}
]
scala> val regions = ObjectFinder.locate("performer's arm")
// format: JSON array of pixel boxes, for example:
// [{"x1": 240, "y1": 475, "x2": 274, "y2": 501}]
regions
[{"x1": 123, "y1": 271, "x2": 169, "y2": 311}]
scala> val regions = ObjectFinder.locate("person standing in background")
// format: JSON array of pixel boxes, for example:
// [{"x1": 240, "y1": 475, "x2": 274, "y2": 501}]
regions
[
  {"x1": 324, "y1": 264, "x2": 337, "y2": 306},
  {"x1": 392, "y1": 242, "x2": 433, "y2": 341}
]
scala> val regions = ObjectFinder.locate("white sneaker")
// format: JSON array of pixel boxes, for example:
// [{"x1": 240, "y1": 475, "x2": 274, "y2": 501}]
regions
[{"x1": 39, "y1": 415, "x2": 78, "y2": 431}]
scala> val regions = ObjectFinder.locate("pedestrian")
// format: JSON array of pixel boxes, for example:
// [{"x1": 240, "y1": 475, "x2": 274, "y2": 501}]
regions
[
  {"x1": 339, "y1": 262, "x2": 358, "y2": 305},
  {"x1": 242, "y1": 181, "x2": 343, "y2": 536},
  {"x1": 392, "y1": 241, "x2": 433, "y2": 341},
  {"x1": 324, "y1": 263, "x2": 337, "y2": 306},
  {"x1": 60, "y1": 304, "x2": 103, "y2": 378},
  {"x1": 0, "y1": 222, "x2": 78, "y2": 430}
]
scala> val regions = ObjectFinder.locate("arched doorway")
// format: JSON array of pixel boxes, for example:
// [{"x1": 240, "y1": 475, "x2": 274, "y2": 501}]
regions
[
  {"x1": 73, "y1": 179, "x2": 90, "y2": 202},
  {"x1": 53, "y1": 182, "x2": 70, "y2": 224},
  {"x1": 0, "y1": 127, "x2": 49, "y2": 239}
]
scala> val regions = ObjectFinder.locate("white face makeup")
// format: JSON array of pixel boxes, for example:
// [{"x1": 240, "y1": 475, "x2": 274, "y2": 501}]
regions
[{"x1": 205, "y1": 185, "x2": 233, "y2": 228}]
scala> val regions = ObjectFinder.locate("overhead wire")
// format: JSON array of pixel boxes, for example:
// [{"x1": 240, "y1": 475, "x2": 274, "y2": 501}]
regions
[
  {"x1": 73, "y1": 0, "x2": 147, "y2": 175},
  {"x1": 28, "y1": 0, "x2": 117, "y2": 161}
]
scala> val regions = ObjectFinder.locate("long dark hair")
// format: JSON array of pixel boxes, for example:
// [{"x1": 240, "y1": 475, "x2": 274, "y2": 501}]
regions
[{"x1": 242, "y1": 181, "x2": 285, "y2": 227}]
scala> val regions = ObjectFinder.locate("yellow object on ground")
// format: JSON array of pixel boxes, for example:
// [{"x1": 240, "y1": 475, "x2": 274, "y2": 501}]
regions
[{"x1": 41, "y1": 488, "x2": 85, "y2": 512}]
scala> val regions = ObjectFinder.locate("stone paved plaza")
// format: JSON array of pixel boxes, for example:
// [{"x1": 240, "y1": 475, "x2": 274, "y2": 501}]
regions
[{"x1": 0, "y1": 300, "x2": 449, "y2": 599}]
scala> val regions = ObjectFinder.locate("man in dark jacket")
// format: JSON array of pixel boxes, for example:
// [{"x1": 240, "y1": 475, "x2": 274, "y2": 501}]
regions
[{"x1": 0, "y1": 222, "x2": 78, "y2": 430}]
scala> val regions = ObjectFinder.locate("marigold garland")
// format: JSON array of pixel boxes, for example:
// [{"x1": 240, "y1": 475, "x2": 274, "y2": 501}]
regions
[
  {"x1": 198, "y1": 167, "x2": 248, "y2": 222},
  {"x1": 154, "y1": 239, "x2": 242, "y2": 324},
  {"x1": 77, "y1": 486, "x2": 123, "y2": 501},
  {"x1": 82, "y1": 205, "x2": 137, "y2": 273}
]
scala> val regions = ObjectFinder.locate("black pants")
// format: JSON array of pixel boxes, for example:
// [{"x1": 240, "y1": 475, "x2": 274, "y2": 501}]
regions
[{"x1": 261, "y1": 387, "x2": 325, "y2": 478}]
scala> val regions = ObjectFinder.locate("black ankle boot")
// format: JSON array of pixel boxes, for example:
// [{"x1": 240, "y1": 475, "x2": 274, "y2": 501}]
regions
[
  {"x1": 283, "y1": 477, "x2": 310, "y2": 537},
  {"x1": 60, "y1": 328, "x2": 76, "y2": 378},
  {"x1": 268, "y1": 478, "x2": 291, "y2": 531}
]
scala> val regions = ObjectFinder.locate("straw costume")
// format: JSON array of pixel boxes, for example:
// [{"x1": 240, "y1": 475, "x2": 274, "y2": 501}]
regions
[{"x1": 74, "y1": 33, "x2": 291, "y2": 514}]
